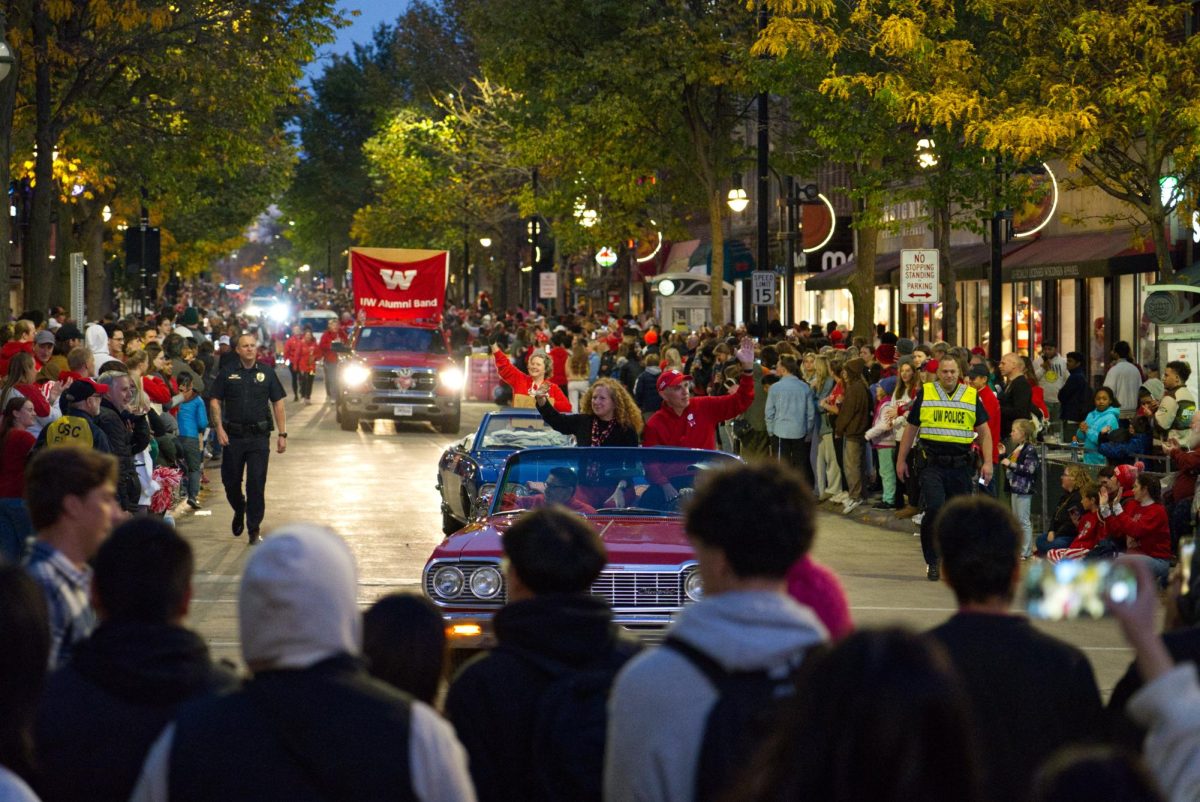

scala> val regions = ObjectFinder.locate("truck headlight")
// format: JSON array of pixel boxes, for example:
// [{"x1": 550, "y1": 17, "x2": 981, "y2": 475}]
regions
[
  {"x1": 684, "y1": 569, "x2": 704, "y2": 602},
  {"x1": 469, "y1": 566, "x2": 503, "y2": 599},
  {"x1": 341, "y1": 363, "x2": 370, "y2": 388},
  {"x1": 431, "y1": 566, "x2": 465, "y2": 599},
  {"x1": 268, "y1": 303, "x2": 290, "y2": 322},
  {"x1": 439, "y1": 366, "x2": 465, "y2": 392}
]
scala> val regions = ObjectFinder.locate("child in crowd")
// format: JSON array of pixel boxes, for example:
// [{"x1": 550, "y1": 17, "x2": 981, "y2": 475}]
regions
[
  {"x1": 174, "y1": 373, "x2": 208, "y2": 510},
  {"x1": 1046, "y1": 486, "x2": 1105, "y2": 563},
  {"x1": 1074, "y1": 386, "x2": 1120, "y2": 465},
  {"x1": 865, "y1": 384, "x2": 901, "y2": 510},
  {"x1": 1001, "y1": 418, "x2": 1041, "y2": 559}
]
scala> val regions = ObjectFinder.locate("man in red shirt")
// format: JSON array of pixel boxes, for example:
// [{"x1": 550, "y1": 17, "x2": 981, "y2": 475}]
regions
[
  {"x1": 642, "y1": 338, "x2": 755, "y2": 506},
  {"x1": 967, "y1": 364, "x2": 1002, "y2": 497},
  {"x1": 318, "y1": 318, "x2": 348, "y2": 405}
]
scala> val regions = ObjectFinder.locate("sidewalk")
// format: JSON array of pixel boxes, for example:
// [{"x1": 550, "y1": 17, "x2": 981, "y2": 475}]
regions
[{"x1": 818, "y1": 494, "x2": 923, "y2": 536}]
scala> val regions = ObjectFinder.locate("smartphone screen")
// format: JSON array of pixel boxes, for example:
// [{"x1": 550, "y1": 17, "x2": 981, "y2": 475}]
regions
[{"x1": 1024, "y1": 559, "x2": 1137, "y2": 620}]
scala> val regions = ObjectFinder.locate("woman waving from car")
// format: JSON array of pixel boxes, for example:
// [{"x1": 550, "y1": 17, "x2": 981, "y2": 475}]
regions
[
  {"x1": 491, "y1": 340, "x2": 571, "y2": 411},
  {"x1": 534, "y1": 377, "x2": 642, "y2": 446}
]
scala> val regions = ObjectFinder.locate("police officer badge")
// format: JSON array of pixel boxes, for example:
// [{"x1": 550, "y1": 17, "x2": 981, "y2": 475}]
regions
[{"x1": 256, "y1": 371, "x2": 265, "y2": 383}]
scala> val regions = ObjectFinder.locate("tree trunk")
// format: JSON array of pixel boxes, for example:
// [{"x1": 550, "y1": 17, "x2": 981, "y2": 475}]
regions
[
  {"x1": 708, "y1": 192, "x2": 725, "y2": 325},
  {"x1": 25, "y1": 0, "x2": 54, "y2": 315},
  {"x1": 82, "y1": 206, "x2": 109, "y2": 319},
  {"x1": 935, "y1": 203, "x2": 957, "y2": 344},
  {"x1": 0, "y1": 41, "x2": 16, "y2": 323},
  {"x1": 850, "y1": 218, "x2": 878, "y2": 342},
  {"x1": 1149, "y1": 212, "x2": 1173, "y2": 280}
]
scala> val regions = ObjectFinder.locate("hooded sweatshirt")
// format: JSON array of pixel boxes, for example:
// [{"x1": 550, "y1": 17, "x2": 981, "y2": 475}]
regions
[
  {"x1": 85, "y1": 323, "x2": 111, "y2": 368},
  {"x1": 604, "y1": 591, "x2": 827, "y2": 802},
  {"x1": 129, "y1": 525, "x2": 476, "y2": 802}
]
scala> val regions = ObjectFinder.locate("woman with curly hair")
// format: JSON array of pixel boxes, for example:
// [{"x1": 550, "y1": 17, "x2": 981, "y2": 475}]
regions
[{"x1": 533, "y1": 377, "x2": 641, "y2": 446}]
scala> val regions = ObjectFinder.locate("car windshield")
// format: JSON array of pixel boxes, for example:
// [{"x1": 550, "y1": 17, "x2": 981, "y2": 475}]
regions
[
  {"x1": 490, "y1": 447, "x2": 739, "y2": 518},
  {"x1": 300, "y1": 315, "x2": 335, "y2": 333},
  {"x1": 479, "y1": 416, "x2": 574, "y2": 449},
  {"x1": 355, "y1": 327, "x2": 446, "y2": 354}
]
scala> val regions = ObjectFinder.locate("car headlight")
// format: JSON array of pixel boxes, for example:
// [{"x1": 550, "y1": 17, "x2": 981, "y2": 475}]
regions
[
  {"x1": 341, "y1": 363, "x2": 370, "y2": 387},
  {"x1": 268, "y1": 303, "x2": 290, "y2": 322},
  {"x1": 469, "y1": 565, "x2": 503, "y2": 599},
  {"x1": 684, "y1": 569, "x2": 704, "y2": 602},
  {"x1": 439, "y1": 366, "x2": 465, "y2": 392},
  {"x1": 431, "y1": 566, "x2": 465, "y2": 599}
]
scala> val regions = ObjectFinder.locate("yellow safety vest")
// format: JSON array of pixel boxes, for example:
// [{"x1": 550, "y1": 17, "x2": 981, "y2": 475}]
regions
[{"x1": 918, "y1": 382, "x2": 978, "y2": 445}]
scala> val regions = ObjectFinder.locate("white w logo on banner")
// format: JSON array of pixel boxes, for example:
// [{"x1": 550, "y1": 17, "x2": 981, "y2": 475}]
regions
[{"x1": 380, "y1": 269, "x2": 418, "y2": 290}]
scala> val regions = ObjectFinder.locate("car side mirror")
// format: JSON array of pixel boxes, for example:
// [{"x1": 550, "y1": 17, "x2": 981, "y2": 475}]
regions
[{"x1": 331, "y1": 341, "x2": 350, "y2": 354}]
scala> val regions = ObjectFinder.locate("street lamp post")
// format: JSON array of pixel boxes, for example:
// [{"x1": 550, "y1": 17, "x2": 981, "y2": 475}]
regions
[{"x1": 0, "y1": 12, "x2": 16, "y2": 323}]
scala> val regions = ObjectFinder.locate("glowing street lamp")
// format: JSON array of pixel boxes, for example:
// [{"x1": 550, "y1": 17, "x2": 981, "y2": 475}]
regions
[
  {"x1": 726, "y1": 175, "x2": 749, "y2": 213},
  {"x1": 479, "y1": 237, "x2": 492, "y2": 248},
  {"x1": 916, "y1": 138, "x2": 938, "y2": 169},
  {"x1": 102, "y1": 205, "x2": 112, "y2": 223}
]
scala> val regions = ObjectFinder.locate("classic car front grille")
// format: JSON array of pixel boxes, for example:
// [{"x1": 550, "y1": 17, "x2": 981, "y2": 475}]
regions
[
  {"x1": 593, "y1": 571, "x2": 683, "y2": 608},
  {"x1": 372, "y1": 368, "x2": 436, "y2": 392},
  {"x1": 427, "y1": 564, "x2": 692, "y2": 609}
]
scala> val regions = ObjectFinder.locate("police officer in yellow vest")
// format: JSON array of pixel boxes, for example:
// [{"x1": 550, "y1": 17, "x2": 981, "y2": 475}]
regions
[{"x1": 896, "y1": 358, "x2": 993, "y2": 581}]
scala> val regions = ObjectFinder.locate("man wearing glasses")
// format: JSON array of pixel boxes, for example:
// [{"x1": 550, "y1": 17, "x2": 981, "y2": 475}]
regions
[{"x1": 505, "y1": 466, "x2": 596, "y2": 514}]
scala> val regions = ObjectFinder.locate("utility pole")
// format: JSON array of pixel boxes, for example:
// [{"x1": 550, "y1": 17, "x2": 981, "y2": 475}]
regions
[{"x1": 755, "y1": 0, "x2": 770, "y2": 334}]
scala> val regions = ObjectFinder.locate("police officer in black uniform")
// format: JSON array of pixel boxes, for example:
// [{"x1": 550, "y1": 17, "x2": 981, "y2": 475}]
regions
[{"x1": 209, "y1": 332, "x2": 288, "y2": 544}]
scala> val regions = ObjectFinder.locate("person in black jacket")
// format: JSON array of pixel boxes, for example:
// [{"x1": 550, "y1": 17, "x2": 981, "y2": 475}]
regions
[
  {"x1": 1058, "y1": 351, "x2": 1090, "y2": 424},
  {"x1": 534, "y1": 377, "x2": 642, "y2": 447},
  {"x1": 95, "y1": 370, "x2": 152, "y2": 513},
  {"x1": 926, "y1": 495, "x2": 1103, "y2": 802},
  {"x1": 998, "y1": 352, "x2": 1035, "y2": 436},
  {"x1": 33, "y1": 518, "x2": 236, "y2": 802},
  {"x1": 444, "y1": 506, "x2": 641, "y2": 802}
]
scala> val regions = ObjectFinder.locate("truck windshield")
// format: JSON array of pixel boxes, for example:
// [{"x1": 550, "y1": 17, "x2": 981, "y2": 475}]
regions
[{"x1": 356, "y1": 327, "x2": 446, "y2": 354}]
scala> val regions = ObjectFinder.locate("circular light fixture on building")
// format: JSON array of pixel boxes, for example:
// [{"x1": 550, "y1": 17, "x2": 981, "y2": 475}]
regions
[
  {"x1": 802, "y1": 194, "x2": 838, "y2": 254},
  {"x1": 657, "y1": 278, "x2": 677, "y2": 297},
  {"x1": 1013, "y1": 163, "x2": 1060, "y2": 239},
  {"x1": 596, "y1": 246, "x2": 618, "y2": 268},
  {"x1": 0, "y1": 37, "x2": 13, "y2": 83}
]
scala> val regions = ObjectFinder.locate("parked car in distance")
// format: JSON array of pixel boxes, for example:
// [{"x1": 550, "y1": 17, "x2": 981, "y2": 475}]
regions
[
  {"x1": 436, "y1": 409, "x2": 575, "y2": 535},
  {"x1": 335, "y1": 321, "x2": 463, "y2": 433},
  {"x1": 423, "y1": 446, "x2": 740, "y2": 651}
]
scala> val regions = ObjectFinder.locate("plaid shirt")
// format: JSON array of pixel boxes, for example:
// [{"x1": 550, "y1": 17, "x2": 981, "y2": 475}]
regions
[{"x1": 25, "y1": 540, "x2": 95, "y2": 669}]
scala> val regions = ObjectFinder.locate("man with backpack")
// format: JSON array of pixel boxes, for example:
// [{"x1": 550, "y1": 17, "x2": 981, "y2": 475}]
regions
[
  {"x1": 604, "y1": 461, "x2": 828, "y2": 802},
  {"x1": 37, "y1": 377, "x2": 113, "y2": 453},
  {"x1": 445, "y1": 506, "x2": 639, "y2": 802}
]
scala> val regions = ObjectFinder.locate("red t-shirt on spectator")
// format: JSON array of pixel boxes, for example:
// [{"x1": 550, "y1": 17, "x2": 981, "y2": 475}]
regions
[{"x1": 0, "y1": 429, "x2": 36, "y2": 498}]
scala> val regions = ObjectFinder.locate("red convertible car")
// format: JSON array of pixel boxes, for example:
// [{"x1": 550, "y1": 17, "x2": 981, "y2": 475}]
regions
[{"x1": 423, "y1": 446, "x2": 740, "y2": 650}]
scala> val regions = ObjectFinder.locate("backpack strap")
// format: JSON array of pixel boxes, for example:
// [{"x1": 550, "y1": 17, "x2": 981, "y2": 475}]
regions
[{"x1": 662, "y1": 635, "x2": 729, "y2": 686}]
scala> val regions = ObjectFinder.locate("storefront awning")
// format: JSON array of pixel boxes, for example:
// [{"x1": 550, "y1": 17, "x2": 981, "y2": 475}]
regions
[{"x1": 997, "y1": 229, "x2": 1169, "y2": 281}]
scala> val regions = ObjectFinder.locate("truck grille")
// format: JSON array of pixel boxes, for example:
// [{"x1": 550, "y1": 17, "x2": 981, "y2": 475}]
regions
[
  {"x1": 371, "y1": 368, "x2": 436, "y2": 392},
  {"x1": 428, "y1": 564, "x2": 689, "y2": 609}
]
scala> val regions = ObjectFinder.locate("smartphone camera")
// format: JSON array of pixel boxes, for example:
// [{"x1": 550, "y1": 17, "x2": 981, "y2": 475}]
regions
[{"x1": 1025, "y1": 559, "x2": 1137, "y2": 620}]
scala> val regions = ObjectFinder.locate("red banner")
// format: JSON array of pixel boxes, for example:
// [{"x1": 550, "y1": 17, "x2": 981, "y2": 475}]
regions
[{"x1": 351, "y1": 248, "x2": 449, "y2": 321}]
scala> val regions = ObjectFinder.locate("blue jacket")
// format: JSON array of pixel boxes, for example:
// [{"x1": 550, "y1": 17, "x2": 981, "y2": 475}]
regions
[
  {"x1": 1098, "y1": 427, "x2": 1152, "y2": 465},
  {"x1": 176, "y1": 395, "x2": 209, "y2": 439},
  {"x1": 1076, "y1": 405, "x2": 1121, "y2": 465},
  {"x1": 765, "y1": 374, "x2": 816, "y2": 440},
  {"x1": 1059, "y1": 366, "x2": 1089, "y2": 422}
]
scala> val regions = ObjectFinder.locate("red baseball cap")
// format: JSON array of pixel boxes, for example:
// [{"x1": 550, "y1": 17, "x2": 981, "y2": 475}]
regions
[{"x1": 656, "y1": 370, "x2": 693, "y2": 393}]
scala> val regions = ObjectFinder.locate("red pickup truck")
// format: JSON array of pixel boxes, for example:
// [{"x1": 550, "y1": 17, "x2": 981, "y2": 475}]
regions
[{"x1": 334, "y1": 320, "x2": 463, "y2": 434}]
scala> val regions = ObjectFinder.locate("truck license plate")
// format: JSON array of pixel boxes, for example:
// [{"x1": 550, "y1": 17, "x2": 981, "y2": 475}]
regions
[{"x1": 393, "y1": 404, "x2": 414, "y2": 417}]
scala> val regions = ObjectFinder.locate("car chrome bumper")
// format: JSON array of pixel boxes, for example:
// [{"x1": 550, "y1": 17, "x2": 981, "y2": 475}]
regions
[
  {"x1": 440, "y1": 611, "x2": 676, "y2": 650},
  {"x1": 341, "y1": 391, "x2": 459, "y2": 420}
]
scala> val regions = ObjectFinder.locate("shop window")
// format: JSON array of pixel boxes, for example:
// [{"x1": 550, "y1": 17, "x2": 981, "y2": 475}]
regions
[
  {"x1": 1119, "y1": 274, "x2": 1136, "y2": 346},
  {"x1": 1088, "y1": 277, "x2": 1107, "y2": 382},
  {"x1": 1058, "y1": 280, "x2": 1076, "y2": 355}
]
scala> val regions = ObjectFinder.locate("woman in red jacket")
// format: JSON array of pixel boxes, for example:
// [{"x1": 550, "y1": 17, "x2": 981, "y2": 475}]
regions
[
  {"x1": 0, "y1": 396, "x2": 37, "y2": 561},
  {"x1": 491, "y1": 342, "x2": 571, "y2": 411},
  {"x1": 1106, "y1": 474, "x2": 1172, "y2": 585},
  {"x1": 297, "y1": 328, "x2": 320, "y2": 404}
]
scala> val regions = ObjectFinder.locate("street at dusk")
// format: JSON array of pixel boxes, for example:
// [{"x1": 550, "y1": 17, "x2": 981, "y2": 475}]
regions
[{"x1": 2, "y1": 0, "x2": 1199, "y2": 800}]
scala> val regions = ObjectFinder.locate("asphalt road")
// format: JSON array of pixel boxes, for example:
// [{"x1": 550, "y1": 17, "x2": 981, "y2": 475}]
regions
[{"x1": 178, "y1": 371, "x2": 1140, "y2": 695}]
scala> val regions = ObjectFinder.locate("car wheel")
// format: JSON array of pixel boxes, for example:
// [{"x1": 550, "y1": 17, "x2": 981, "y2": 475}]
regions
[
  {"x1": 436, "y1": 413, "x2": 461, "y2": 435},
  {"x1": 339, "y1": 413, "x2": 359, "y2": 432},
  {"x1": 442, "y1": 509, "x2": 461, "y2": 535}
]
